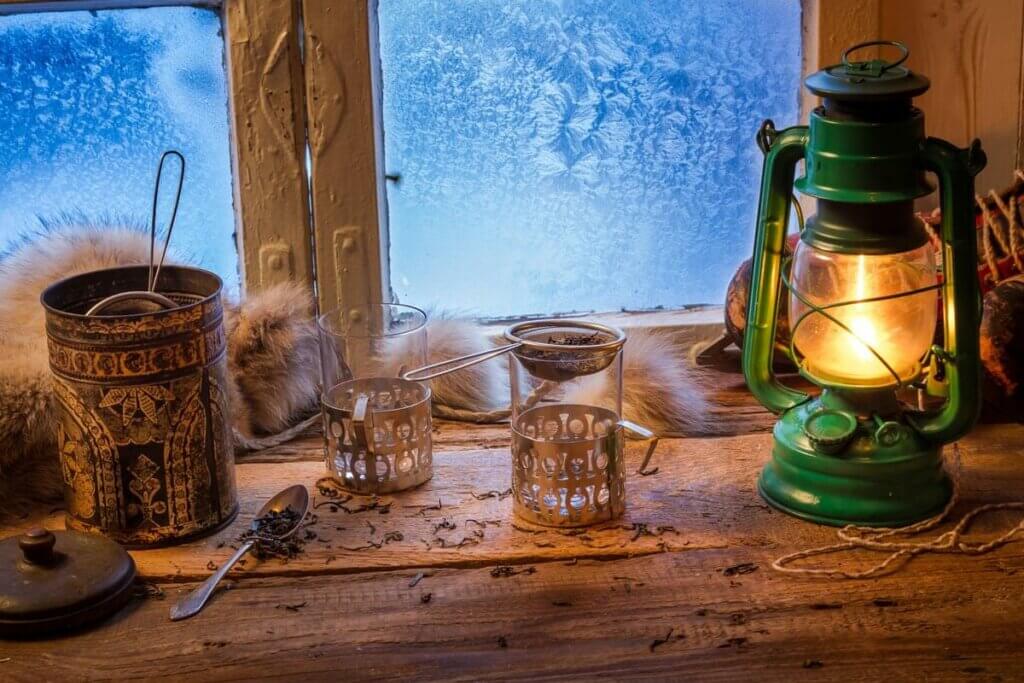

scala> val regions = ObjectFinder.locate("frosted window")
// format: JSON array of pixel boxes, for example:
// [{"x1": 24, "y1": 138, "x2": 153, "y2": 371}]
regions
[
  {"x1": 0, "y1": 7, "x2": 238, "y2": 293},
  {"x1": 379, "y1": 0, "x2": 801, "y2": 317}
]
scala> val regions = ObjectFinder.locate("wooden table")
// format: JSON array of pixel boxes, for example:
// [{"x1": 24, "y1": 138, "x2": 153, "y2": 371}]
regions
[{"x1": 3, "y1": 361, "x2": 1024, "y2": 681}]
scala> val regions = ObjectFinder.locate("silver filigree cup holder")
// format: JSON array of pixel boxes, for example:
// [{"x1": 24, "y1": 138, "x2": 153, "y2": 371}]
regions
[
  {"x1": 322, "y1": 377, "x2": 433, "y2": 494},
  {"x1": 512, "y1": 404, "x2": 626, "y2": 526}
]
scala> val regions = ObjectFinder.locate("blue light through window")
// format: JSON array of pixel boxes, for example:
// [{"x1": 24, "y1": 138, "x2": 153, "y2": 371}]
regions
[
  {"x1": 379, "y1": 0, "x2": 801, "y2": 317},
  {"x1": 0, "y1": 7, "x2": 238, "y2": 293}
]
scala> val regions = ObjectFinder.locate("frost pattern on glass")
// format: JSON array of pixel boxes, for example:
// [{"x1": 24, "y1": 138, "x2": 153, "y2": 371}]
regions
[
  {"x1": 0, "y1": 7, "x2": 238, "y2": 293},
  {"x1": 379, "y1": 0, "x2": 801, "y2": 317}
]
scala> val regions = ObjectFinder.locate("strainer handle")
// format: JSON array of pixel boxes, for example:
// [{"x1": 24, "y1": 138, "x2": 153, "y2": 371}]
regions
[
  {"x1": 402, "y1": 342, "x2": 521, "y2": 382},
  {"x1": 620, "y1": 420, "x2": 660, "y2": 476}
]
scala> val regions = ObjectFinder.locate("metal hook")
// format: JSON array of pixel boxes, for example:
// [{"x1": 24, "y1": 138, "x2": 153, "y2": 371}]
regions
[{"x1": 148, "y1": 150, "x2": 186, "y2": 292}]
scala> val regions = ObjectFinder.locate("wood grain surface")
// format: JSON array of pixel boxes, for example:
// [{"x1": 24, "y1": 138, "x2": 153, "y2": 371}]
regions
[{"x1": 2, "y1": 409, "x2": 1023, "y2": 681}]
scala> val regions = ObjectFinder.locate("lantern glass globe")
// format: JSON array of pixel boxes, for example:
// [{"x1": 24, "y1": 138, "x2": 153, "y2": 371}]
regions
[{"x1": 789, "y1": 239, "x2": 938, "y2": 388}]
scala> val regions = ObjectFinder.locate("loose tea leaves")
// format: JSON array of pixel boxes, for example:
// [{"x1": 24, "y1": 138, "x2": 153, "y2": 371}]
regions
[
  {"x1": 315, "y1": 478, "x2": 392, "y2": 515},
  {"x1": 132, "y1": 580, "x2": 165, "y2": 601},
  {"x1": 276, "y1": 602, "x2": 307, "y2": 612},
  {"x1": 649, "y1": 628, "x2": 675, "y2": 653},
  {"x1": 237, "y1": 507, "x2": 308, "y2": 560},
  {"x1": 721, "y1": 562, "x2": 759, "y2": 577},
  {"x1": 515, "y1": 332, "x2": 611, "y2": 381},
  {"x1": 490, "y1": 565, "x2": 537, "y2": 579},
  {"x1": 471, "y1": 489, "x2": 513, "y2": 501}
]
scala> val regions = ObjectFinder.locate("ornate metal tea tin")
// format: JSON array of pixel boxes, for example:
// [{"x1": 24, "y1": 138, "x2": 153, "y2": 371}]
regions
[{"x1": 42, "y1": 265, "x2": 238, "y2": 548}]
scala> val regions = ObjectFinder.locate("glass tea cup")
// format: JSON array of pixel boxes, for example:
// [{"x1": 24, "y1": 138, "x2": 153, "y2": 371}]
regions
[{"x1": 317, "y1": 304, "x2": 432, "y2": 493}]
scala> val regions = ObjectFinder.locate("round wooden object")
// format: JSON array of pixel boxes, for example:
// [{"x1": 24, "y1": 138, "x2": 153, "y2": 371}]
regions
[
  {"x1": 980, "y1": 276, "x2": 1024, "y2": 418},
  {"x1": 724, "y1": 257, "x2": 792, "y2": 362}
]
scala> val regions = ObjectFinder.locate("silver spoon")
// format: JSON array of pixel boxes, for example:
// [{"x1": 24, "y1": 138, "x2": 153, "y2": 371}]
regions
[{"x1": 169, "y1": 484, "x2": 309, "y2": 621}]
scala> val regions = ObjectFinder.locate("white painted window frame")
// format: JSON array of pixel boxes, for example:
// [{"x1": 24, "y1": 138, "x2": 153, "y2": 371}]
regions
[{"x1": 0, "y1": 0, "x2": 315, "y2": 300}]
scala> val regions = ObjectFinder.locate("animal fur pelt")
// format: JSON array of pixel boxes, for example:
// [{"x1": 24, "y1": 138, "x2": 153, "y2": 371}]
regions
[
  {"x1": 563, "y1": 329, "x2": 715, "y2": 436},
  {"x1": 225, "y1": 283, "x2": 321, "y2": 439},
  {"x1": 423, "y1": 312, "x2": 506, "y2": 413},
  {"x1": 0, "y1": 222, "x2": 713, "y2": 517}
]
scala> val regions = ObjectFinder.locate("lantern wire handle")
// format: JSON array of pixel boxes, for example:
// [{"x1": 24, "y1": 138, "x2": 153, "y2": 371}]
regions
[
  {"x1": 781, "y1": 257, "x2": 943, "y2": 387},
  {"x1": 841, "y1": 40, "x2": 909, "y2": 72}
]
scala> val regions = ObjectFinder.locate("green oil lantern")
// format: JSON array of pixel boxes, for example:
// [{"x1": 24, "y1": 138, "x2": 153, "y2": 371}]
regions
[{"x1": 743, "y1": 40, "x2": 987, "y2": 526}]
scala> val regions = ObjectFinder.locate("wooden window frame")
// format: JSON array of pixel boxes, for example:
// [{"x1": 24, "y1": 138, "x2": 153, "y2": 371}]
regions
[
  {"x1": 299, "y1": 0, "x2": 1019, "y2": 323},
  {"x1": 0, "y1": 0, "x2": 315, "y2": 300}
]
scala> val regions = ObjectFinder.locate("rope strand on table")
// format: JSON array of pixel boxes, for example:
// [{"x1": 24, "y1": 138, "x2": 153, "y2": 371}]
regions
[{"x1": 772, "y1": 444, "x2": 1024, "y2": 579}]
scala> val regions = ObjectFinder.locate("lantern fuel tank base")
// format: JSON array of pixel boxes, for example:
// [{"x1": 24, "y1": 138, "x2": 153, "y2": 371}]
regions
[{"x1": 757, "y1": 394, "x2": 952, "y2": 527}]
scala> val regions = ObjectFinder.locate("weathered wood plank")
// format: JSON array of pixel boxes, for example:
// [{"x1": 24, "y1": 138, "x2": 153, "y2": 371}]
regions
[
  {"x1": 223, "y1": 0, "x2": 315, "y2": 295},
  {"x1": 2, "y1": 545, "x2": 1023, "y2": 681},
  {"x1": 301, "y1": 0, "x2": 388, "y2": 313},
  {"x1": 6, "y1": 424, "x2": 1023, "y2": 583}
]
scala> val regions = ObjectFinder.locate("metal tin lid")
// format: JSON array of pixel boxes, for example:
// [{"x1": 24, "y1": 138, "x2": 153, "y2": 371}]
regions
[
  {"x1": 0, "y1": 529, "x2": 136, "y2": 637},
  {"x1": 805, "y1": 41, "x2": 930, "y2": 102}
]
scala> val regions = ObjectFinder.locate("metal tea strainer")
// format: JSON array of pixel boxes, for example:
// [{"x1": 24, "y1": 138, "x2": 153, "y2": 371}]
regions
[
  {"x1": 85, "y1": 150, "x2": 185, "y2": 316},
  {"x1": 403, "y1": 319, "x2": 627, "y2": 383}
]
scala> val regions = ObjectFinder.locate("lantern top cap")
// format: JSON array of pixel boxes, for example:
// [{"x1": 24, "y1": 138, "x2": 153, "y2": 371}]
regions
[{"x1": 805, "y1": 40, "x2": 930, "y2": 102}]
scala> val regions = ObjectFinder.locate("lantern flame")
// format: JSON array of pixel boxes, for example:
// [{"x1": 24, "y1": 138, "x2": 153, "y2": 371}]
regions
[{"x1": 791, "y1": 246, "x2": 938, "y2": 387}]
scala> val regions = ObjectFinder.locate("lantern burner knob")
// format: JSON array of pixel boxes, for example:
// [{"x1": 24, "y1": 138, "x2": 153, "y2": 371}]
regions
[{"x1": 873, "y1": 419, "x2": 907, "y2": 447}]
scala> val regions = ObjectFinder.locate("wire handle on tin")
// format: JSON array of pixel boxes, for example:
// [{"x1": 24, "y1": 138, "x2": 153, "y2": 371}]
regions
[{"x1": 148, "y1": 150, "x2": 186, "y2": 292}]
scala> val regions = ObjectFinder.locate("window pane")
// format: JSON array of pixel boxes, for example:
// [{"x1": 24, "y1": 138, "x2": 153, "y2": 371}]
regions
[
  {"x1": 0, "y1": 7, "x2": 238, "y2": 294},
  {"x1": 379, "y1": 0, "x2": 801, "y2": 317}
]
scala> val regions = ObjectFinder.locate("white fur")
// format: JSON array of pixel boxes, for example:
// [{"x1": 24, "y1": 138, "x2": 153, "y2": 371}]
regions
[
  {"x1": 563, "y1": 328, "x2": 714, "y2": 436},
  {"x1": 424, "y1": 313, "x2": 507, "y2": 411}
]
